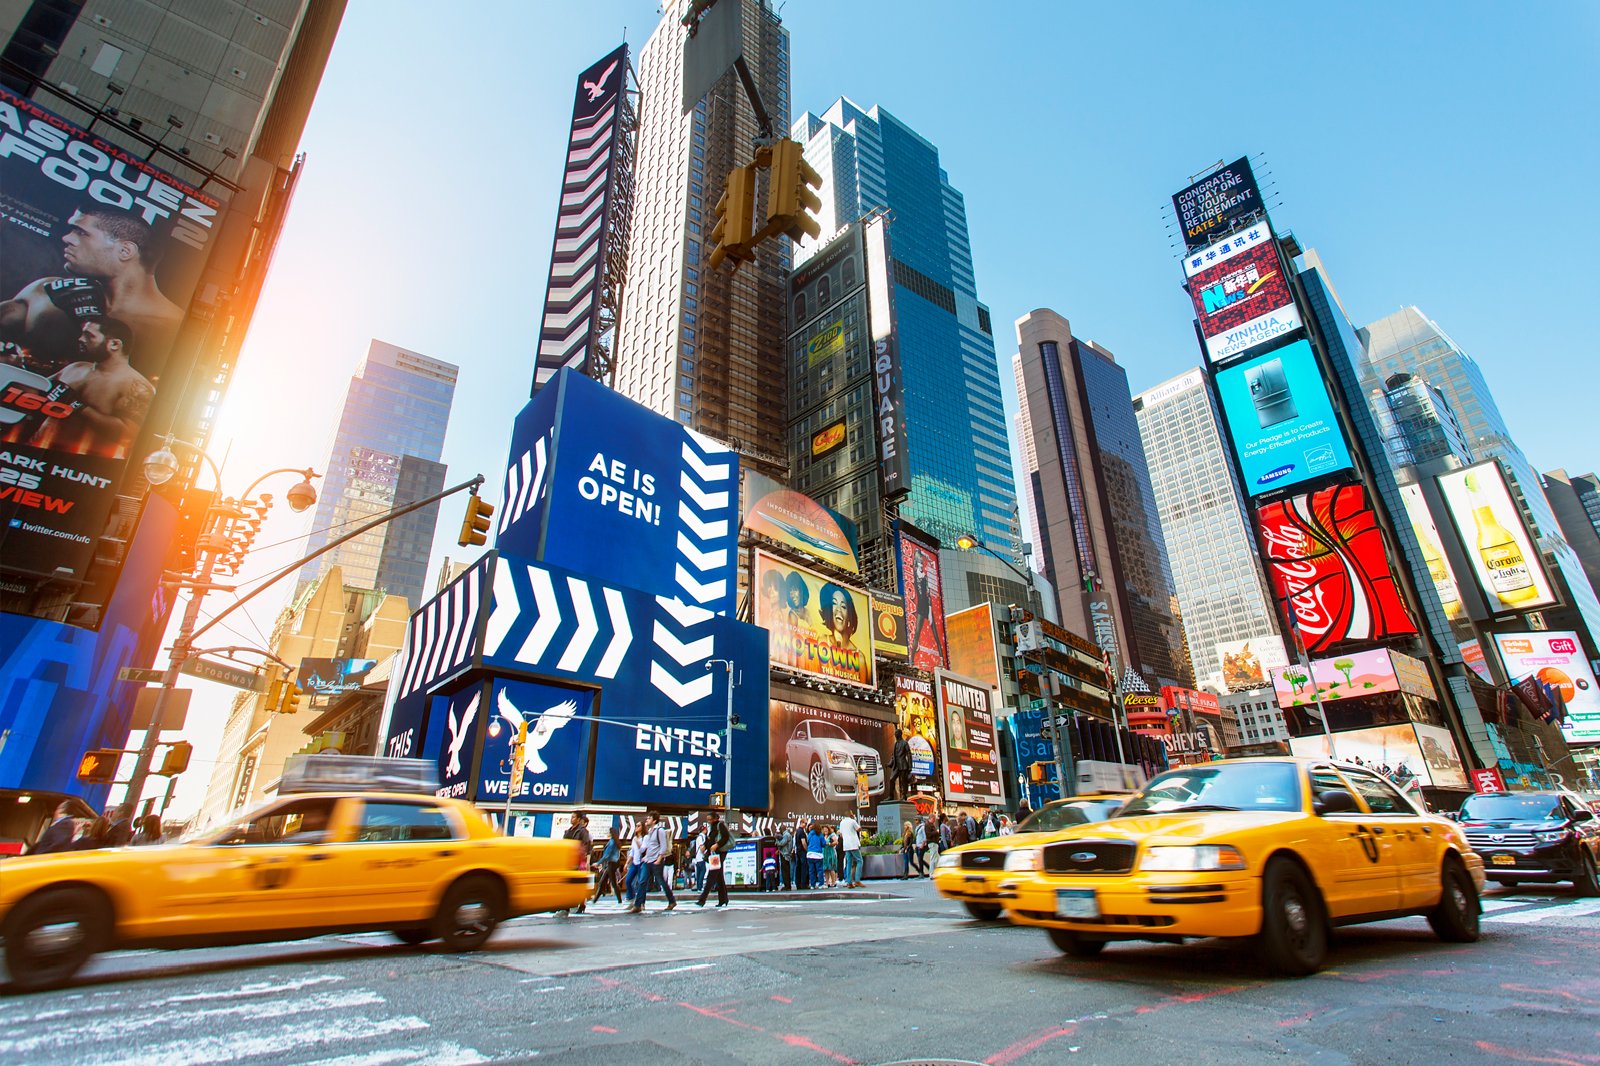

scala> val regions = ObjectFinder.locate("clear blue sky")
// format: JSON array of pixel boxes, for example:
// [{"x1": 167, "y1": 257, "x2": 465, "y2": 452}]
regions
[{"x1": 169, "y1": 0, "x2": 1599, "y2": 816}]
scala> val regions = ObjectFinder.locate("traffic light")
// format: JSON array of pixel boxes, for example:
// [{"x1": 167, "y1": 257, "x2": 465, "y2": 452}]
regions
[
  {"x1": 77, "y1": 749, "x2": 120, "y2": 784},
  {"x1": 711, "y1": 791, "x2": 727, "y2": 809},
  {"x1": 1027, "y1": 762, "x2": 1047, "y2": 784},
  {"x1": 265, "y1": 677, "x2": 305, "y2": 714},
  {"x1": 457, "y1": 493, "x2": 494, "y2": 547},
  {"x1": 707, "y1": 162, "x2": 758, "y2": 269},
  {"x1": 159, "y1": 741, "x2": 193, "y2": 776},
  {"x1": 762, "y1": 138, "x2": 822, "y2": 243}
]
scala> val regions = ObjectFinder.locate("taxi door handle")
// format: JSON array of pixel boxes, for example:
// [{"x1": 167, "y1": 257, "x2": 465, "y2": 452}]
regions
[
  {"x1": 437, "y1": 849, "x2": 456, "y2": 857},
  {"x1": 305, "y1": 852, "x2": 332, "y2": 862},
  {"x1": 1370, "y1": 826, "x2": 1385, "y2": 835}
]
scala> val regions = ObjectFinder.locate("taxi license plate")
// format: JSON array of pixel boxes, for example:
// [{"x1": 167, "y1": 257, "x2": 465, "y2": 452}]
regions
[
  {"x1": 1057, "y1": 889, "x2": 1100, "y2": 920},
  {"x1": 1491, "y1": 854, "x2": 1516, "y2": 866}
]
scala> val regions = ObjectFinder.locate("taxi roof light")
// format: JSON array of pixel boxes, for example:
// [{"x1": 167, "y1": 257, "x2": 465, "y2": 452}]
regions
[{"x1": 279, "y1": 754, "x2": 439, "y2": 795}]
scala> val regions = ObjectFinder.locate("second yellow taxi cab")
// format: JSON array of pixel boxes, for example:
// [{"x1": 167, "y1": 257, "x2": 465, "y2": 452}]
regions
[
  {"x1": 0, "y1": 757, "x2": 590, "y2": 991},
  {"x1": 932, "y1": 793, "x2": 1129, "y2": 920},
  {"x1": 999, "y1": 757, "x2": 1485, "y2": 975}
]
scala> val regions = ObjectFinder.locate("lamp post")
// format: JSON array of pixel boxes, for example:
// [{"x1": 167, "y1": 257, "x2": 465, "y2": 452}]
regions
[
  {"x1": 954, "y1": 533, "x2": 1042, "y2": 615},
  {"x1": 121, "y1": 439, "x2": 320, "y2": 813},
  {"x1": 705, "y1": 659, "x2": 737, "y2": 808},
  {"x1": 487, "y1": 711, "x2": 528, "y2": 834}
]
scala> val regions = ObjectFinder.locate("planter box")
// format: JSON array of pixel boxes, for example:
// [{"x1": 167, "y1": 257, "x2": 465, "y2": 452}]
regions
[{"x1": 862, "y1": 851, "x2": 906, "y2": 879}]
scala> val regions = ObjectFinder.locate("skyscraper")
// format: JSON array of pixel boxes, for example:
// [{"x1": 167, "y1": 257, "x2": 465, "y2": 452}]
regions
[
  {"x1": 1361, "y1": 307, "x2": 1600, "y2": 649},
  {"x1": 1542, "y1": 470, "x2": 1600, "y2": 607},
  {"x1": 790, "y1": 99, "x2": 1022, "y2": 611},
  {"x1": 299, "y1": 341, "x2": 457, "y2": 607},
  {"x1": 1134, "y1": 369, "x2": 1279, "y2": 692},
  {"x1": 1014, "y1": 309, "x2": 1191, "y2": 690},
  {"x1": 612, "y1": 0, "x2": 790, "y2": 472}
]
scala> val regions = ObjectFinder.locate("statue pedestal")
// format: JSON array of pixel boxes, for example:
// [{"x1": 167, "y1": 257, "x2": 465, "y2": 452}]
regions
[{"x1": 875, "y1": 802, "x2": 918, "y2": 839}]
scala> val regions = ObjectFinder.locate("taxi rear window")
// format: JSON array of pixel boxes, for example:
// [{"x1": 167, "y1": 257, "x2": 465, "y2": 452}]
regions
[{"x1": 354, "y1": 801, "x2": 459, "y2": 843}]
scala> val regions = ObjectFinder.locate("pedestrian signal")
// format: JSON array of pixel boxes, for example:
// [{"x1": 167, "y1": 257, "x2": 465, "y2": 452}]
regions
[
  {"x1": 159, "y1": 741, "x2": 194, "y2": 776},
  {"x1": 711, "y1": 791, "x2": 728, "y2": 809},
  {"x1": 77, "y1": 749, "x2": 120, "y2": 784},
  {"x1": 457, "y1": 494, "x2": 495, "y2": 547},
  {"x1": 1027, "y1": 762, "x2": 1047, "y2": 784}
]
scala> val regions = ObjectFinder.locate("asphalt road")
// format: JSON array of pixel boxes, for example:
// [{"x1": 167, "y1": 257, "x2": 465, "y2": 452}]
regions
[{"x1": 3, "y1": 880, "x2": 1598, "y2": 1066}]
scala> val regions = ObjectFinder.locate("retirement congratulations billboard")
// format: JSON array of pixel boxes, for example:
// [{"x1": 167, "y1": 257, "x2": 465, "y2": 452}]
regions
[{"x1": 0, "y1": 88, "x2": 224, "y2": 586}]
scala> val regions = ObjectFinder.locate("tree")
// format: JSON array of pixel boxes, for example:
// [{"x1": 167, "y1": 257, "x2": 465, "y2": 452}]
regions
[
  {"x1": 1334, "y1": 659, "x2": 1355, "y2": 687},
  {"x1": 1284, "y1": 669, "x2": 1309, "y2": 695}
]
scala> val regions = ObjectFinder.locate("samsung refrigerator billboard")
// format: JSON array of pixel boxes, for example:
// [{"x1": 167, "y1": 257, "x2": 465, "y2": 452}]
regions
[{"x1": 1215, "y1": 339, "x2": 1353, "y2": 496}]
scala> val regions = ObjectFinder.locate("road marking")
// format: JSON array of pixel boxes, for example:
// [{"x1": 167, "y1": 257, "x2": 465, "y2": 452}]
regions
[
  {"x1": 653, "y1": 962, "x2": 716, "y2": 974},
  {"x1": 1484, "y1": 899, "x2": 1600, "y2": 924}
]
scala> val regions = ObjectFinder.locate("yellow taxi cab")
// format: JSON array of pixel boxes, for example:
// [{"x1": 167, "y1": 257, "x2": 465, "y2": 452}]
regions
[
  {"x1": 0, "y1": 757, "x2": 590, "y2": 991},
  {"x1": 932, "y1": 793, "x2": 1129, "y2": 920},
  {"x1": 1000, "y1": 757, "x2": 1485, "y2": 975}
]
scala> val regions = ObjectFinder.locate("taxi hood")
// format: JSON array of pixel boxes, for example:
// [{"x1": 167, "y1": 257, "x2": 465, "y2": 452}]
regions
[{"x1": 1037, "y1": 809, "x2": 1302, "y2": 845}]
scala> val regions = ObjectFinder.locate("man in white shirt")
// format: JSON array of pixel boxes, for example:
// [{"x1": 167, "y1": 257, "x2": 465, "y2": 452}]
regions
[{"x1": 838, "y1": 812, "x2": 864, "y2": 888}]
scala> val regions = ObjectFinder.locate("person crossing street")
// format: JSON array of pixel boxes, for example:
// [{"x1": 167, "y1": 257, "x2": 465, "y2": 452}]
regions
[{"x1": 696, "y1": 808, "x2": 732, "y2": 908}]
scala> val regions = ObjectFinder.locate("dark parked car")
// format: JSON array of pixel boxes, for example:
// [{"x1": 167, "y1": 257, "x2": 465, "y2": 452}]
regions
[{"x1": 1457, "y1": 791, "x2": 1600, "y2": 894}]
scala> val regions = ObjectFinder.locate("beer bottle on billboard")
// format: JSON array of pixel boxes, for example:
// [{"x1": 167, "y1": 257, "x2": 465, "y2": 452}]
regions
[
  {"x1": 1466, "y1": 472, "x2": 1537, "y2": 606},
  {"x1": 1411, "y1": 517, "x2": 1463, "y2": 620}
]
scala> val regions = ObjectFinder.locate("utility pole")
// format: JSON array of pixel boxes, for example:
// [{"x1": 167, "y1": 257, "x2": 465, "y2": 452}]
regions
[{"x1": 706, "y1": 658, "x2": 737, "y2": 807}]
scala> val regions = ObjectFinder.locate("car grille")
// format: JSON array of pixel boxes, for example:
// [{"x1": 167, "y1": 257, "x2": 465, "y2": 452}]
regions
[
  {"x1": 1042, "y1": 840, "x2": 1136, "y2": 875},
  {"x1": 959, "y1": 850, "x2": 1007, "y2": 871},
  {"x1": 1465, "y1": 830, "x2": 1539, "y2": 847},
  {"x1": 853, "y1": 754, "x2": 879, "y2": 775}
]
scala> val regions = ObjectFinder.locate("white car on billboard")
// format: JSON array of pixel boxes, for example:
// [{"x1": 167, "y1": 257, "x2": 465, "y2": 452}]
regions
[{"x1": 785, "y1": 720, "x2": 884, "y2": 805}]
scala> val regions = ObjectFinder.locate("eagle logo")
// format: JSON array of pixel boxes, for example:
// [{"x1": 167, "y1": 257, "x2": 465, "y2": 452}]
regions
[
  {"x1": 583, "y1": 60, "x2": 618, "y2": 103},
  {"x1": 444, "y1": 692, "x2": 479, "y2": 778},
  {"x1": 497, "y1": 689, "x2": 579, "y2": 775}
]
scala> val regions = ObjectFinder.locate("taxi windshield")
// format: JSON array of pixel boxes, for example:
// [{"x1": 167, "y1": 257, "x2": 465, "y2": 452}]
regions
[
  {"x1": 1019, "y1": 799, "x2": 1124, "y2": 833},
  {"x1": 1122, "y1": 763, "x2": 1302, "y2": 815},
  {"x1": 183, "y1": 796, "x2": 338, "y2": 846}
]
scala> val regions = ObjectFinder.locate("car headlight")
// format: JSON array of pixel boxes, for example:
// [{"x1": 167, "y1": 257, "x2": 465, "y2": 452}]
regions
[
  {"x1": 1004, "y1": 848, "x2": 1041, "y2": 872},
  {"x1": 936, "y1": 852, "x2": 960, "y2": 869},
  {"x1": 828, "y1": 751, "x2": 852, "y2": 767},
  {"x1": 1139, "y1": 845, "x2": 1247, "y2": 872},
  {"x1": 1534, "y1": 829, "x2": 1570, "y2": 844}
]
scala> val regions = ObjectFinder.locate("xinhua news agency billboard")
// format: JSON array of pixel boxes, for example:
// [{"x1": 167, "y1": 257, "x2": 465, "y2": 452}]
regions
[
  {"x1": 1215, "y1": 339, "x2": 1353, "y2": 496},
  {"x1": 1172, "y1": 157, "x2": 1264, "y2": 251},
  {"x1": 0, "y1": 88, "x2": 225, "y2": 585},
  {"x1": 1183, "y1": 220, "x2": 1302, "y2": 364}
]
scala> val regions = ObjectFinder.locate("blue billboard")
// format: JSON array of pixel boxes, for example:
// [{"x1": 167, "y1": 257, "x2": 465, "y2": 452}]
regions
[
  {"x1": 496, "y1": 369, "x2": 739, "y2": 616},
  {"x1": 476, "y1": 679, "x2": 594, "y2": 805},
  {"x1": 1214, "y1": 339, "x2": 1353, "y2": 496}
]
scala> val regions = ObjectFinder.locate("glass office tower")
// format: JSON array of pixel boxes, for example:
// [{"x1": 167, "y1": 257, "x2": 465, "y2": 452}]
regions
[
  {"x1": 299, "y1": 341, "x2": 457, "y2": 607},
  {"x1": 791, "y1": 99, "x2": 1021, "y2": 609},
  {"x1": 1134, "y1": 369, "x2": 1279, "y2": 692}
]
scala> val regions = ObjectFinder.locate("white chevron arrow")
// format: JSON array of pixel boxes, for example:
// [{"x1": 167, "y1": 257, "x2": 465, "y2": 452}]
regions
[
  {"x1": 558, "y1": 576, "x2": 599, "y2": 671},
  {"x1": 677, "y1": 502, "x2": 728, "y2": 541},
  {"x1": 560, "y1": 170, "x2": 607, "y2": 209},
  {"x1": 556, "y1": 188, "x2": 607, "y2": 231},
  {"x1": 679, "y1": 476, "x2": 729, "y2": 512},
  {"x1": 651, "y1": 620, "x2": 715, "y2": 666},
  {"x1": 566, "y1": 147, "x2": 613, "y2": 186},
  {"x1": 650, "y1": 662, "x2": 715, "y2": 707},
  {"x1": 542, "y1": 298, "x2": 595, "y2": 332},
  {"x1": 548, "y1": 266, "x2": 597, "y2": 300},
  {"x1": 680, "y1": 443, "x2": 731, "y2": 482},
  {"x1": 484, "y1": 560, "x2": 519, "y2": 656},
  {"x1": 676, "y1": 532, "x2": 728, "y2": 573},
  {"x1": 657, "y1": 596, "x2": 714, "y2": 629},
  {"x1": 569, "y1": 103, "x2": 616, "y2": 141},
  {"x1": 674, "y1": 564, "x2": 726, "y2": 605},
  {"x1": 517, "y1": 565, "x2": 561, "y2": 665},
  {"x1": 539, "y1": 332, "x2": 589, "y2": 360},
  {"x1": 567, "y1": 118, "x2": 615, "y2": 159},
  {"x1": 498, "y1": 452, "x2": 525, "y2": 533},
  {"x1": 685, "y1": 428, "x2": 732, "y2": 454},
  {"x1": 596, "y1": 587, "x2": 631, "y2": 678},
  {"x1": 553, "y1": 214, "x2": 604, "y2": 256}
]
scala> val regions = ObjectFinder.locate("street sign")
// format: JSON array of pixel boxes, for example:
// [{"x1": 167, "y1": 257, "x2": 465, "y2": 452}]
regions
[
  {"x1": 118, "y1": 667, "x2": 165, "y2": 684},
  {"x1": 1471, "y1": 767, "x2": 1505, "y2": 793},
  {"x1": 181, "y1": 657, "x2": 268, "y2": 692}
]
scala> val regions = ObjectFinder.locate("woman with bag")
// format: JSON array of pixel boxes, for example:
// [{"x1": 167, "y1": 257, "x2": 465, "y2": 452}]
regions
[
  {"x1": 696, "y1": 808, "x2": 731, "y2": 907},
  {"x1": 821, "y1": 824, "x2": 838, "y2": 888},
  {"x1": 591, "y1": 829, "x2": 625, "y2": 905},
  {"x1": 805, "y1": 823, "x2": 825, "y2": 888}
]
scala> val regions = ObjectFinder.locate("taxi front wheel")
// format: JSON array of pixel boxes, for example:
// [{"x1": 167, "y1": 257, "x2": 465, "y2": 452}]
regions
[
  {"x1": 963, "y1": 901, "x2": 1003, "y2": 921},
  {"x1": 1258, "y1": 857, "x2": 1327, "y2": 976},
  {"x1": 433, "y1": 875, "x2": 505, "y2": 951},
  {"x1": 1046, "y1": 927, "x2": 1106, "y2": 957},
  {"x1": 4, "y1": 886, "x2": 109, "y2": 991},
  {"x1": 1427, "y1": 856, "x2": 1481, "y2": 942}
]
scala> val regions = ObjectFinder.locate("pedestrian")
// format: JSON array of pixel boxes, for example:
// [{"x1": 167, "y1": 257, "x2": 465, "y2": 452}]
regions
[
  {"x1": 806, "y1": 822, "x2": 826, "y2": 888},
  {"x1": 659, "y1": 821, "x2": 678, "y2": 893},
  {"x1": 761, "y1": 842, "x2": 780, "y2": 891},
  {"x1": 838, "y1": 811, "x2": 863, "y2": 888},
  {"x1": 72, "y1": 816, "x2": 111, "y2": 850},
  {"x1": 952, "y1": 812, "x2": 970, "y2": 847},
  {"x1": 1015, "y1": 796, "x2": 1033, "y2": 824},
  {"x1": 132, "y1": 813, "x2": 162, "y2": 846},
  {"x1": 29, "y1": 801, "x2": 80, "y2": 855},
  {"x1": 560, "y1": 813, "x2": 592, "y2": 916},
  {"x1": 822, "y1": 824, "x2": 839, "y2": 887},
  {"x1": 103, "y1": 804, "x2": 135, "y2": 848},
  {"x1": 912, "y1": 817, "x2": 929, "y2": 877},
  {"x1": 776, "y1": 822, "x2": 796, "y2": 890},
  {"x1": 964, "y1": 810, "x2": 979, "y2": 844},
  {"x1": 592, "y1": 829, "x2": 625, "y2": 905},
  {"x1": 691, "y1": 825, "x2": 708, "y2": 892},
  {"x1": 899, "y1": 821, "x2": 916, "y2": 879},
  {"x1": 697, "y1": 808, "x2": 732, "y2": 907},
  {"x1": 626, "y1": 814, "x2": 657, "y2": 913},
  {"x1": 998, "y1": 815, "x2": 1015, "y2": 837},
  {"x1": 926, "y1": 815, "x2": 943, "y2": 872},
  {"x1": 794, "y1": 818, "x2": 811, "y2": 890},
  {"x1": 938, "y1": 814, "x2": 952, "y2": 854}
]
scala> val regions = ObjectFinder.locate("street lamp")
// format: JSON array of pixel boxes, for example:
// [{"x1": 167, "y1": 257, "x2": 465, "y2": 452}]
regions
[
  {"x1": 705, "y1": 659, "x2": 737, "y2": 809},
  {"x1": 486, "y1": 707, "x2": 528, "y2": 833},
  {"x1": 955, "y1": 532, "x2": 1043, "y2": 615}
]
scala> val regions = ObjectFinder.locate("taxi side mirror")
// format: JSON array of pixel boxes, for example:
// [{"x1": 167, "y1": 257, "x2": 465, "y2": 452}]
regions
[
  {"x1": 1572, "y1": 809, "x2": 1595, "y2": 823},
  {"x1": 1313, "y1": 789, "x2": 1359, "y2": 816}
]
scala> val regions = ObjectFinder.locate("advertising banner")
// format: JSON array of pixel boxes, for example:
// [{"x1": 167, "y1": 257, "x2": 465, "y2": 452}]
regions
[
  {"x1": 1172, "y1": 156, "x2": 1264, "y2": 251},
  {"x1": 893, "y1": 674, "x2": 940, "y2": 782},
  {"x1": 1289, "y1": 722, "x2": 1468, "y2": 790},
  {"x1": 1215, "y1": 340, "x2": 1353, "y2": 495},
  {"x1": 0, "y1": 88, "x2": 225, "y2": 584},
  {"x1": 1398, "y1": 482, "x2": 1466, "y2": 622},
  {"x1": 937, "y1": 670, "x2": 1002, "y2": 805},
  {"x1": 945, "y1": 603, "x2": 1001, "y2": 690},
  {"x1": 806, "y1": 320, "x2": 845, "y2": 366},
  {"x1": 1437, "y1": 462, "x2": 1557, "y2": 614},
  {"x1": 296, "y1": 657, "x2": 378, "y2": 696},
  {"x1": 1256, "y1": 482, "x2": 1418, "y2": 653},
  {"x1": 769, "y1": 699, "x2": 893, "y2": 826},
  {"x1": 753, "y1": 550, "x2": 874, "y2": 689},
  {"x1": 863, "y1": 215, "x2": 910, "y2": 500},
  {"x1": 896, "y1": 524, "x2": 948, "y2": 671},
  {"x1": 497, "y1": 369, "x2": 740, "y2": 615},
  {"x1": 1459, "y1": 639, "x2": 1492, "y2": 683},
  {"x1": 1270, "y1": 648, "x2": 1433, "y2": 711},
  {"x1": 1003, "y1": 709, "x2": 1063, "y2": 806},
  {"x1": 474, "y1": 680, "x2": 594, "y2": 805},
  {"x1": 1493, "y1": 631, "x2": 1600, "y2": 743},
  {"x1": 742, "y1": 470, "x2": 858, "y2": 572},
  {"x1": 871, "y1": 591, "x2": 908, "y2": 660},
  {"x1": 1216, "y1": 635, "x2": 1290, "y2": 693},
  {"x1": 1184, "y1": 221, "x2": 1302, "y2": 364}
]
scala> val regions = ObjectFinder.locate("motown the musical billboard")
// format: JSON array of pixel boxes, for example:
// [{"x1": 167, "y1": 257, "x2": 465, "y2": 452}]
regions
[{"x1": 753, "y1": 550, "x2": 875, "y2": 690}]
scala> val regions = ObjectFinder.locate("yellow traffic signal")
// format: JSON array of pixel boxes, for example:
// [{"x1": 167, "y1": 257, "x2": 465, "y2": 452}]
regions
[
  {"x1": 1027, "y1": 762, "x2": 1046, "y2": 784},
  {"x1": 77, "y1": 749, "x2": 120, "y2": 784},
  {"x1": 711, "y1": 791, "x2": 727, "y2": 809},
  {"x1": 763, "y1": 138, "x2": 822, "y2": 243},
  {"x1": 457, "y1": 494, "x2": 494, "y2": 547},
  {"x1": 707, "y1": 162, "x2": 758, "y2": 269},
  {"x1": 265, "y1": 677, "x2": 304, "y2": 714},
  {"x1": 159, "y1": 741, "x2": 194, "y2": 776}
]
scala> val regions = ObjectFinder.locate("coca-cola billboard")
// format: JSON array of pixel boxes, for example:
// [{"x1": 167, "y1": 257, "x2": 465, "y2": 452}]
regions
[{"x1": 1256, "y1": 483, "x2": 1417, "y2": 653}]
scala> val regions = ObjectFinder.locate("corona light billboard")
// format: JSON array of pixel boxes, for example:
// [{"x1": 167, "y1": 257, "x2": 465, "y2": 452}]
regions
[
  {"x1": 753, "y1": 551, "x2": 875, "y2": 689},
  {"x1": 1436, "y1": 462, "x2": 1557, "y2": 614}
]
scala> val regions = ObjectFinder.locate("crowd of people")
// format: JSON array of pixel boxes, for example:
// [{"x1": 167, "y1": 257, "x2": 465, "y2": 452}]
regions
[
  {"x1": 26, "y1": 801, "x2": 165, "y2": 853},
  {"x1": 895, "y1": 808, "x2": 1017, "y2": 877}
]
